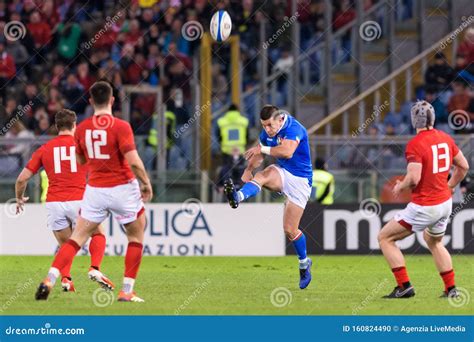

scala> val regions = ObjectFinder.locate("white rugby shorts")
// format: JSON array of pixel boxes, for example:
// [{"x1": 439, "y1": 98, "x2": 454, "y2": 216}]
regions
[
  {"x1": 80, "y1": 179, "x2": 144, "y2": 225},
  {"x1": 269, "y1": 165, "x2": 311, "y2": 209},
  {"x1": 45, "y1": 200, "x2": 81, "y2": 231},
  {"x1": 394, "y1": 198, "x2": 452, "y2": 236}
]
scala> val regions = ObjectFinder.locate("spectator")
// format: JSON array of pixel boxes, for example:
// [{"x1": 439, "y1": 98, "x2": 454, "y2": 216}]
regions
[
  {"x1": 20, "y1": 83, "x2": 46, "y2": 130},
  {"x1": 76, "y1": 62, "x2": 95, "y2": 92},
  {"x1": 424, "y1": 85, "x2": 451, "y2": 133},
  {"x1": 447, "y1": 78, "x2": 471, "y2": 124},
  {"x1": 56, "y1": 20, "x2": 82, "y2": 64},
  {"x1": 456, "y1": 27, "x2": 474, "y2": 69},
  {"x1": 26, "y1": 11, "x2": 51, "y2": 51},
  {"x1": 62, "y1": 74, "x2": 86, "y2": 116},
  {"x1": 0, "y1": 42, "x2": 16, "y2": 93},
  {"x1": 424, "y1": 52, "x2": 455, "y2": 92},
  {"x1": 4, "y1": 121, "x2": 35, "y2": 156}
]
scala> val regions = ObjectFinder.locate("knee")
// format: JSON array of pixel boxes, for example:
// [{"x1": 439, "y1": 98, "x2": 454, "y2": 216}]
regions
[
  {"x1": 423, "y1": 230, "x2": 440, "y2": 249},
  {"x1": 377, "y1": 231, "x2": 386, "y2": 245},
  {"x1": 283, "y1": 224, "x2": 298, "y2": 240}
]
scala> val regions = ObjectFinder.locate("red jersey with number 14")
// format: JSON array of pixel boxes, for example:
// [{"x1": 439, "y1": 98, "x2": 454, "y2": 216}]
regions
[
  {"x1": 25, "y1": 135, "x2": 87, "y2": 202},
  {"x1": 75, "y1": 114, "x2": 136, "y2": 187},
  {"x1": 405, "y1": 129, "x2": 460, "y2": 206}
]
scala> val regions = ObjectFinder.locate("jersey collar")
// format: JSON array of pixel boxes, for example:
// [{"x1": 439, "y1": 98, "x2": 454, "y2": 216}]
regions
[{"x1": 276, "y1": 114, "x2": 289, "y2": 134}]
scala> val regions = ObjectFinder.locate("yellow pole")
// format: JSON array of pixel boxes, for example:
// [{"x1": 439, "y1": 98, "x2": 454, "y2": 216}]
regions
[
  {"x1": 230, "y1": 35, "x2": 241, "y2": 106},
  {"x1": 200, "y1": 33, "x2": 212, "y2": 171}
]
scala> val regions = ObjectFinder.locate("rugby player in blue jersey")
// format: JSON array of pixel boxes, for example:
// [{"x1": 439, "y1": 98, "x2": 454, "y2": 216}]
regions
[{"x1": 224, "y1": 105, "x2": 313, "y2": 289}]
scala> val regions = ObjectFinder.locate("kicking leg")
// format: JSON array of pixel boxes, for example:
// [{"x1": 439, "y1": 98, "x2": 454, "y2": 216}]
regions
[
  {"x1": 118, "y1": 213, "x2": 146, "y2": 302},
  {"x1": 224, "y1": 166, "x2": 282, "y2": 208},
  {"x1": 423, "y1": 230, "x2": 457, "y2": 297},
  {"x1": 378, "y1": 219, "x2": 415, "y2": 298},
  {"x1": 283, "y1": 200, "x2": 312, "y2": 289}
]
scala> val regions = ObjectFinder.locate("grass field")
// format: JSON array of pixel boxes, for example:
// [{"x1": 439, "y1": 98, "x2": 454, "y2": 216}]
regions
[{"x1": 0, "y1": 255, "x2": 472, "y2": 315}]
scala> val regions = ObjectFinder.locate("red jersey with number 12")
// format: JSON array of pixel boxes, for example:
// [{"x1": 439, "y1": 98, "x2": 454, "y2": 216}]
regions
[
  {"x1": 405, "y1": 129, "x2": 460, "y2": 206},
  {"x1": 75, "y1": 114, "x2": 136, "y2": 187},
  {"x1": 25, "y1": 135, "x2": 87, "y2": 202}
]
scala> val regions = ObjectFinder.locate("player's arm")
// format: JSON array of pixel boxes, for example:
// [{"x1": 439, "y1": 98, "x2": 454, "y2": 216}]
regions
[
  {"x1": 393, "y1": 162, "x2": 422, "y2": 196},
  {"x1": 448, "y1": 150, "x2": 469, "y2": 192},
  {"x1": 245, "y1": 139, "x2": 299, "y2": 160},
  {"x1": 15, "y1": 168, "x2": 34, "y2": 214},
  {"x1": 242, "y1": 148, "x2": 264, "y2": 183},
  {"x1": 124, "y1": 150, "x2": 153, "y2": 202}
]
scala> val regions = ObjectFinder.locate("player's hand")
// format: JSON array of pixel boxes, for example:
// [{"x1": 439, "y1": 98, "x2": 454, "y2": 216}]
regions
[
  {"x1": 448, "y1": 185, "x2": 456, "y2": 195},
  {"x1": 16, "y1": 197, "x2": 29, "y2": 214},
  {"x1": 392, "y1": 180, "x2": 402, "y2": 197},
  {"x1": 241, "y1": 169, "x2": 253, "y2": 183},
  {"x1": 141, "y1": 184, "x2": 153, "y2": 202},
  {"x1": 244, "y1": 145, "x2": 261, "y2": 160}
]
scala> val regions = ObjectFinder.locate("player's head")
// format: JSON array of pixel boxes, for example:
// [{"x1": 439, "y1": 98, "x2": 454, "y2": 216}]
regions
[
  {"x1": 314, "y1": 158, "x2": 326, "y2": 170},
  {"x1": 260, "y1": 105, "x2": 285, "y2": 137},
  {"x1": 89, "y1": 81, "x2": 114, "y2": 110},
  {"x1": 410, "y1": 100, "x2": 435, "y2": 131},
  {"x1": 55, "y1": 109, "x2": 77, "y2": 133}
]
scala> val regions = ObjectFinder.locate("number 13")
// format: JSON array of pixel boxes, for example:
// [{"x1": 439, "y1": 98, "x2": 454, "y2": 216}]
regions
[{"x1": 431, "y1": 143, "x2": 450, "y2": 174}]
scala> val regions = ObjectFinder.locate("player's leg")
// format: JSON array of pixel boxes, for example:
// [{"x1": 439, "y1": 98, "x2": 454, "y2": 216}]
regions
[
  {"x1": 35, "y1": 216, "x2": 101, "y2": 300},
  {"x1": 283, "y1": 200, "x2": 312, "y2": 289},
  {"x1": 87, "y1": 223, "x2": 115, "y2": 290},
  {"x1": 118, "y1": 212, "x2": 146, "y2": 302},
  {"x1": 52, "y1": 227, "x2": 76, "y2": 292},
  {"x1": 378, "y1": 219, "x2": 415, "y2": 298},
  {"x1": 88, "y1": 224, "x2": 106, "y2": 271},
  {"x1": 423, "y1": 229, "x2": 457, "y2": 297},
  {"x1": 224, "y1": 165, "x2": 282, "y2": 208}
]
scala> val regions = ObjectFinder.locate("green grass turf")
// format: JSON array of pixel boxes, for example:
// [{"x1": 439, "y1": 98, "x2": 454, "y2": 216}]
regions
[{"x1": 0, "y1": 255, "x2": 472, "y2": 315}]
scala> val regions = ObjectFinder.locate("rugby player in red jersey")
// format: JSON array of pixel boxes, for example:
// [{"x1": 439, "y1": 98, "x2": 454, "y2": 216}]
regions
[
  {"x1": 378, "y1": 100, "x2": 469, "y2": 298},
  {"x1": 16, "y1": 109, "x2": 111, "y2": 293},
  {"x1": 35, "y1": 82, "x2": 153, "y2": 302}
]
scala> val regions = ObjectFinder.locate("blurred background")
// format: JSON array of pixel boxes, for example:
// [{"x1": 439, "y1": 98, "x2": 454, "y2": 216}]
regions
[{"x1": 0, "y1": 0, "x2": 473, "y2": 206}]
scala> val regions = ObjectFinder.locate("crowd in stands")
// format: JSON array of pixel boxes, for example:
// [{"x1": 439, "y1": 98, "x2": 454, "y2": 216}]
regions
[{"x1": 370, "y1": 27, "x2": 474, "y2": 139}]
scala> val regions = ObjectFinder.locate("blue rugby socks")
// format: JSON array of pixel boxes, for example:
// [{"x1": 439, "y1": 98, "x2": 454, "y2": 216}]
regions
[
  {"x1": 237, "y1": 181, "x2": 261, "y2": 202},
  {"x1": 291, "y1": 231, "x2": 309, "y2": 269}
]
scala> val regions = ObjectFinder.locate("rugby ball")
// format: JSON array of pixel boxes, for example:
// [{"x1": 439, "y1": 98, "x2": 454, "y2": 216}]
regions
[{"x1": 210, "y1": 10, "x2": 232, "y2": 42}]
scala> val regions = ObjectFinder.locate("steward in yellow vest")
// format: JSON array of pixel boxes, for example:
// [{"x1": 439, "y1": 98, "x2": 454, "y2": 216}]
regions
[
  {"x1": 312, "y1": 158, "x2": 335, "y2": 205},
  {"x1": 216, "y1": 104, "x2": 249, "y2": 157}
]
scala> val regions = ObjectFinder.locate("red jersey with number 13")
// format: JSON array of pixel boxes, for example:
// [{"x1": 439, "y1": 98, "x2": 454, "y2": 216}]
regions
[
  {"x1": 405, "y1": 129, "x2": 460, "y2": 206},
  {"x1": 75, "y1": 114, "x2": 136, "y2": 187},
  {"x1": 25, "y1": 135, "x2": 87, "y2": 202}
]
